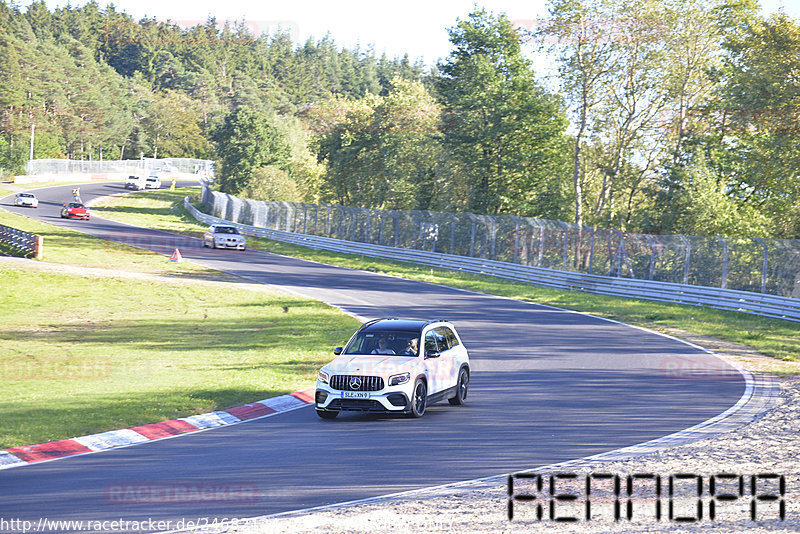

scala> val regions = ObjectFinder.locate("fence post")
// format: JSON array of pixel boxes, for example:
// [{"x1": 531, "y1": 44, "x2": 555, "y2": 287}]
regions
[
  {"x1": 412, "y1": 212, "x2": 419, "y2": 250},
  {"x1": 679, "y1": 235, "x2": 691, "y2": 285},
  {"x1": 754, "y1": 237, "x2": 768, "y2": 293},
  {"x1": 558, "y1": 221, "x2": 569, "y2": 271},
  {"x1": 469, "y1": 220, "x2": 476, "y2": 258},
  {"x1": 325, "y1": 205, "x2": 333, "y2": 235},
  {"x1": 611, "y1": 229, "x2": 624, "y2": 277},
  {"x1": 312, "y1": 204, "x2": 318, "y2": 235},
  {"x1": 35, "y1": 235, "x2": 43, "y2": 260},
  {"x1": 347, "y1": 207, "x2": 357, "y2": 241},
  {"x1": 450, "y1": 213, "x2": 457, "y2": 256},
  {"x1": 430, "y1": 211, "x2": 438, "y2": 253},
  {"x1": 489, "y1": 216, "x2": 497, "y2": 260},
  {"x1": 717, "y1": 237, "x2": 729, "y2": 289},
  {"x1": 645, "y1": 234, "x2": 656, "y2": 281},
  {"x1": 510, "y1": 215, "x2": 520, "y2": 264},
  {"x1": 537, "y1": 222, "x2": 545, "y2": 268},
  {"x1": 393, "y1": 211, "x2": 399, "y2": 248},
  {"x1": 607, "y1": 231, "x2": 615, "y2": 276},
  {"x1": 586, "y1": 225, "x2": 595, "y2": 275}
]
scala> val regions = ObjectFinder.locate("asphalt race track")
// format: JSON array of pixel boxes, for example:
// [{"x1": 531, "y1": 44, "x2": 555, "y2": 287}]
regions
[{"x1": 0, "y1": 182, "x2": 745, "y2": 531}]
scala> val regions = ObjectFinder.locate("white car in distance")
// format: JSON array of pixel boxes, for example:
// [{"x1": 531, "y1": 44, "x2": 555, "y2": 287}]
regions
[
  {"x1": 315, "y1": 318, "x2": 470, "y2": 419},
  {"x1": 145, "y1": 174, "x2": 161, "y2": 189},
  {"x1": 14, "y1": 193, "x2": 38, "y2": 208},
  {"x1": 124, "y1": 175, "x2": 145, "y2": 190}
]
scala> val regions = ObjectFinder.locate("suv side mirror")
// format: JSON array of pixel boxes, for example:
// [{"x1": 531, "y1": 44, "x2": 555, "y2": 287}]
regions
[
  {"x1": 333, "y1": 347, "x2": 343, "y2": 355},
  {"x1": 425, "y1": 350, "x2": 440, "y2": 359}
]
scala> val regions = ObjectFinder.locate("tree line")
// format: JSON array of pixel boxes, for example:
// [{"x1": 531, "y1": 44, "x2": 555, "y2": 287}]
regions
[
  {"x1": 543, "y1": 0, "x2": 800, "y2": 239},
  {"x1": 1, "y1": 0, "x2": 798, "y2": 238}
]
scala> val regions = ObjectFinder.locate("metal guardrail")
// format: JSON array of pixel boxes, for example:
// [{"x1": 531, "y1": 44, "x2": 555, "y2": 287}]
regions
[
  {"x1": 185, "y1": 199, "x2": 800, "y2": 323},
  {"x1": 0, "y1": 225, "x2": 41, "y2": 259}
]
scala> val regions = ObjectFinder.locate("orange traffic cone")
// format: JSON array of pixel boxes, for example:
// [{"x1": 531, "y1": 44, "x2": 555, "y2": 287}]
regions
[{"x1": 169, "y1": 249, "x2": 183, "y2": 262}]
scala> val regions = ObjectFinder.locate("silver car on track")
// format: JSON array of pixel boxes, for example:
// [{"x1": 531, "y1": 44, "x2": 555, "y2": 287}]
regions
[{"x1": 202, "y1": 225, "x2": 246, "y2": 250}]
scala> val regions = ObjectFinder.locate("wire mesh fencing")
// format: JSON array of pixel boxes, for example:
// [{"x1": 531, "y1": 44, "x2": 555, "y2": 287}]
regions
[
  {"x1": 200, "y1": 185, "x2": 800, "y2": 298},
  {"x1": 25, "y1": 158, "x2": 215, "y2": 177}
]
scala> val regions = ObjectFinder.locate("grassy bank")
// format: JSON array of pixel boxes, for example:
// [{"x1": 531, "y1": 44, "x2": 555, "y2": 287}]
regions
[
  {"x1": 95, "y1": 188, "x2": 800, "y2": 363},
  {"x1": 0, "y1": 196, "x2": 221, "y2": 278},
  {"x1": 0, "y1": 188, "x2": 360, "y2": 447},
  {"x1": 0, "y1": 267, "x2": 359, "y2": 448}
]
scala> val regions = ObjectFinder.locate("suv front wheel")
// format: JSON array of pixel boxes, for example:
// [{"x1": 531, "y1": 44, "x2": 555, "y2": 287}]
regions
[
  {"x1": 409, "y1": 379, "x2": 427, "y2": 418},
  {"x1": 449, "y1": 368, "x2": 469, "y2": 405}
]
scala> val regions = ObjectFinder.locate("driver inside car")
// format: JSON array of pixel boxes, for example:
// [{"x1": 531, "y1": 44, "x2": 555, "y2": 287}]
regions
[{"x1": 372, "y1": 337, "x2": 396, "y2": 355}]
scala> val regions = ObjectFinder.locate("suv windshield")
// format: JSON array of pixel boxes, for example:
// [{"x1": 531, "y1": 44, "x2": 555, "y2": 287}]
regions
[{"x1": 345, "y1": 330, "x2": 421, "y2": 356}]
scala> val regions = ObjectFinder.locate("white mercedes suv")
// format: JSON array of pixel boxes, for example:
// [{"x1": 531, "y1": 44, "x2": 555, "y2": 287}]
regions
[{"x1": 315, "y1": 318, "x2": 470, "y2": 419}]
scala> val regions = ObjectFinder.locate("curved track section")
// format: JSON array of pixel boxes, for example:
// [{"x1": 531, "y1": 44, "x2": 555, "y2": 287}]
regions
[{"x1": 0, "y1": 183, "x2": 746, "y2": 530}]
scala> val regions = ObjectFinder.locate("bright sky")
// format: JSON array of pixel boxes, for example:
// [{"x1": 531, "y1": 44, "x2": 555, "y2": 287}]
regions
[{"x1": 19, "y1": 0, "x2": 800, "y2": 68}]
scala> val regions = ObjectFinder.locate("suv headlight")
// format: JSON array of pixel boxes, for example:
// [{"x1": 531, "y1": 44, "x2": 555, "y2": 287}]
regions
[
  {"x1": 388, "y1": 372, "x2": 410, "y2": 386},
  {"x1": 318, "y1": 370, "x2": 329, "y2": 384}
]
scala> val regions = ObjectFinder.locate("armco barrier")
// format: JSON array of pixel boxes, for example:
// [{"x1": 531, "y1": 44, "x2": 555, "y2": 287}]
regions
[
  {"x1": 0, "y1": 225, "x2": 41, "y2": 259},
  {"x1": 185, "y1": 199, "x2": 800, "y2": 323}
]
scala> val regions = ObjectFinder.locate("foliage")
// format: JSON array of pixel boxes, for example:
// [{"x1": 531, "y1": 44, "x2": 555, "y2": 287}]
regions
[
  {"x1": 139, "y1": 89, "x2": 209, "y2": 158},
  {"x1": 712, "y1": 9, "x2": 800, "y2": 237},
  {"x1": 241, "y1": 165, "x2": 303, "y2": 202},
  {"x1": 437, "y1": 8, "x2": 569, "y2": 215},
  {"x1": 0, "y1": 0, "x2": 422, "y2": 172},
  {"x1": 2, "y1": 0, "x2": 799, "y2": 239},
  {"x1": 315, "y1": 78, "x2": 446, "y2": 209},
  {"x1": 213, "y1": 107, "x2": 291, "y2": 194},
  {"x1": 670, "y1": 154, "x2": 771, "y2": 236}
]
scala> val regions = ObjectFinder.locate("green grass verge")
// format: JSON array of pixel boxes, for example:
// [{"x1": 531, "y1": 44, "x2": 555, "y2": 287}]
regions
[
  {"x1": 0, "y1": 197, "x2": 222, "y2": 278},
  {"x1": 0, "y1": 267, "x2": 359, "y2": 448},
  {"x1": 94, "y1": 188, "x2": 800, "y2": 364},
  {"x1": 0, "y1": 186, "x2": 361, "y2": 447}
]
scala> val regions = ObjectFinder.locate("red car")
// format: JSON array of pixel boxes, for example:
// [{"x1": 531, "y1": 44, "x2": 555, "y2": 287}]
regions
[{"x1": 61, "y1": 202, "x2": 90, "y2": 220}]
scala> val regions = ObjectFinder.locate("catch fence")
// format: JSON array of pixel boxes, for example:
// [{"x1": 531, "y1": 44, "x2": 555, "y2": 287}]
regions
[
  {"x1": 200, "y1": 185, "x2": 800, "y2": 299},
  {"x1": 25, "y1": 158, "x2": 215, "y2": 177}
]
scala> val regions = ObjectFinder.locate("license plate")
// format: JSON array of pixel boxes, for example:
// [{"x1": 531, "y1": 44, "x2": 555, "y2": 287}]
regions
[{"x1": 342, "y1": 391, "x2": 370, "y2": 399}]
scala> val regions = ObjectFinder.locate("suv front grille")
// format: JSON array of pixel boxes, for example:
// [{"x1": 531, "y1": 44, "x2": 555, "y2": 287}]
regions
[
  {"x1": 328, "y1": 399, "x2": 385, "y2": 412},
  {"x1": 330, "y1": 375, "x2": 384, "y2": 392}
]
